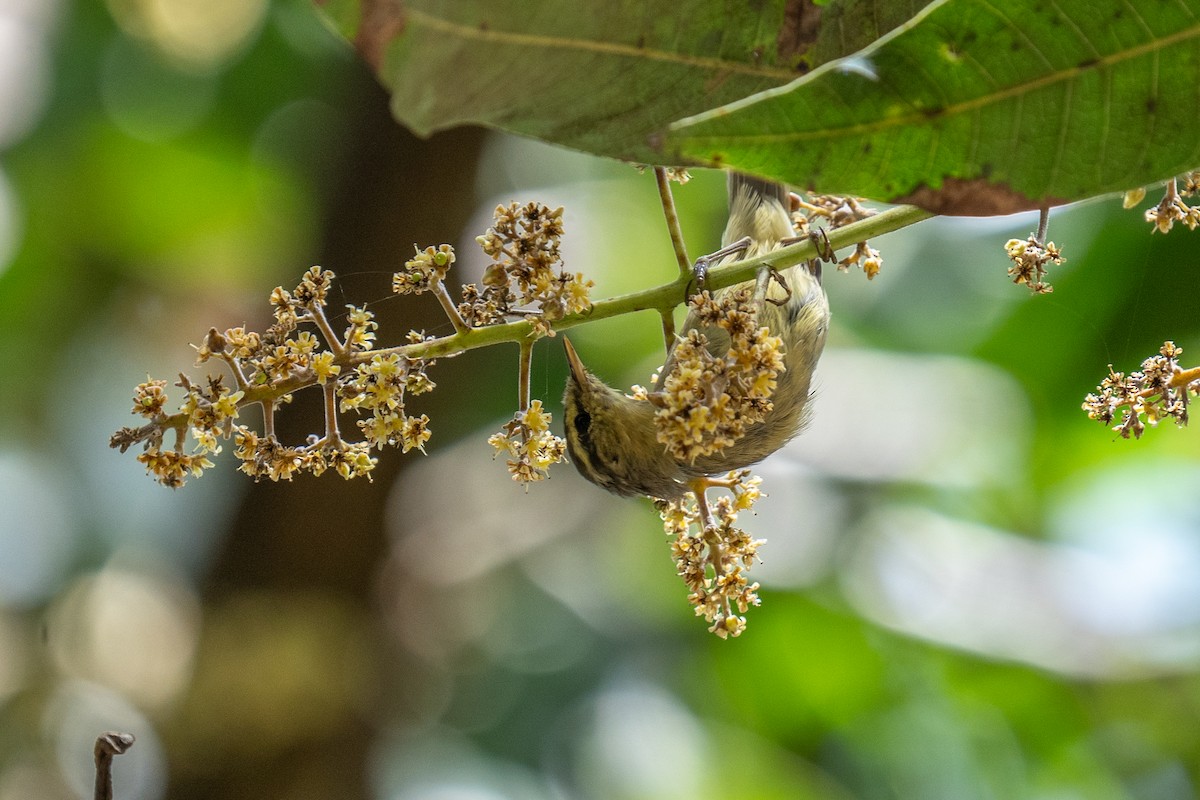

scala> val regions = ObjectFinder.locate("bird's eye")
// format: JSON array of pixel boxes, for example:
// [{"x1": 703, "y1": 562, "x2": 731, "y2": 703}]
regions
[{"x1": 573, "y1": 411, "x2": 591, "y2": 436}]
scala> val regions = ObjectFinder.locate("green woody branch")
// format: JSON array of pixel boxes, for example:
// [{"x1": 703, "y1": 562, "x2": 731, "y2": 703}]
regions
[{"x1": 389, "y1": 203, "x2": 933, "y2": 362}]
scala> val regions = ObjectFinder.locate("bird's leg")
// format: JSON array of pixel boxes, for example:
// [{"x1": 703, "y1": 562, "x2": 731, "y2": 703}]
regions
[
  {"x1": 691, "y1": 235, "x2": 752, "y2": 292},
  {"x1": 781, "y1": 226, "x2": 835, "y2": 259},
  {"x1": 754, "y1": 265, "x2": 792, "y2": 309},
  {"x1": 753, "y1": 265, "x2": 772, "y2": 310}
]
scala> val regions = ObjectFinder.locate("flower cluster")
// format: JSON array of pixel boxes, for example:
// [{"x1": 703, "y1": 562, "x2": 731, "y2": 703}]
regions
[
  {"x1": 111, "y1": 265, "x2": 439, "y2": 486},
  {"x1": 1004, "y1": 236, "x2": 1064, "y2": 294},
  {"x1": 642, "y1": 165, "x2": 691, "y2": 184},
  {"x1": 1083, "y1": 341, "x2": 1200, "y2": 439},
  {"x1": 1184, "y1": 172, "x2": 1200, "y2": 196},
  {"x1": 651, "y1": 289, "x2": 785, "y2": 463},
  {"x1": 797, "y1": 193, "x2": 876, "y2": 229},
  {"x1": 461, "y1": 202, "x2": 592, "y2": 327},
  {"x1": 112, "y1": 372, "x2": 243, "y2": 487},
  {"x1": 113, "y1": 201, "x2": 589, "y2": 490},
  {"x1": 662, "y1": 167, "x2": 692, "y2": 184},
  {"x1": 656, "y1": 471, "x2": 765, "y2": 638},
  {"x1": 393, "y1": 244, "x2": 455, "y2": 295},
  {"x1": 1143, "y1": 174, "x2": 1200, "y2": 234},
  {"x1": 231, "y1": 426, "x2": 376, "y2": 482},
  {"x1": 339, "y1": 352, "x2": 434, "y2": 451},
  {"x1": 793, "y1": 193, "x2": 882, "y2": 277},
  {"x1": 487, "y1": 399, "x2": 567, "y2": 482},
  {"x1": 836, "y1": 240, "x2": 884, "y2": 279}
]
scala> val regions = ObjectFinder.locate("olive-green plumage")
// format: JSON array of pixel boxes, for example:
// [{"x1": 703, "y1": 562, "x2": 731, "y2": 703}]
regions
[{"x1": 563, "y1": 174, "x2": 830, "y2": 500}]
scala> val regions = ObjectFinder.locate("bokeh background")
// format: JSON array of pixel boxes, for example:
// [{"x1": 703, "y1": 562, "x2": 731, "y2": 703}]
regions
[{"x1": 3, "y1": 1, "x2": 1200, "y2": 798}]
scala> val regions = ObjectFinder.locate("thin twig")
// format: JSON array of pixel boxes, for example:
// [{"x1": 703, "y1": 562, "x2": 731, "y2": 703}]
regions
[
  {"x1": 659, "y1": 308, "x2": 676, "y2": 354},
  {"x1": 432, "y1": 281, "x2": 471, "y2": 334},
  {"x1": 217, "y1": 351, "x2": 251, "y2": 393},
  {"x1": 262, "y1": 399, "x2": 276, "y2": 440},
  {"x1": 1165, "y1": 177, "x2": 1180, "y2": 203},
  {"x1": 655, "y1": 167, "x2": 692, "y2": 278},
  {"x1": 321, "y1": 378, "x2": 342, "y2": 446},
  {"x1": 1036, "y1": 205, "x2": 1050, "y2": 243},
  {"x1": 690, "y1": 481, "x2": 727, "y2": 581},
  {"x1": 307, "y1": 303, "x2": 346, "y2": 358},
  {"x1": 518, "y1": 338, "x2": 534, "y2": 411},
  {"x1": 1173, "y1": 365, "x2": 1200, "y2": 389},
  {"x1": 94, "y1": 732, "x2": 135, "y2": 800},
  {"x1": 690, "y1": 478, "x2": 714, "y2": 530}
]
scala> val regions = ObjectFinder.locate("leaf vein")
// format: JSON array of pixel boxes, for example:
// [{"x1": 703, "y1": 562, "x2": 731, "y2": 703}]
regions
[
  {"x1": 407, "y1": 9, "x2": 798, "y2": 81},
  {"x1": 676, "y1": 21, "x2": 1200, "y2": 147}
]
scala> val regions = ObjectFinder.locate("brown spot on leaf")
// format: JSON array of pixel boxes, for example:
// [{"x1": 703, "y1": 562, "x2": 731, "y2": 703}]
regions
[
  {"x1": 354, "y1": 0, "x2": 407, "y2": 71},
  {"x1": 894, "y1": 177, "x2": 1064, "y2": 216},
  {"x1": 777, "y1": 0, "x2": 822, "y2": 64}
]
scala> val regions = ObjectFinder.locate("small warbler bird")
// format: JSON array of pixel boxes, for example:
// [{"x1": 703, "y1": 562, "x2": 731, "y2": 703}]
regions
[{"x1": 562, "y1": 173, "x2": 830, "y2": 500}]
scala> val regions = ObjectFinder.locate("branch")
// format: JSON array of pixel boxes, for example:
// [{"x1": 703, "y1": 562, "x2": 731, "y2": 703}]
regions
[
  {"x1": 392, "y1": 203, "x2": 932, "y2": 360},
  {"x1": 94, "y1": 732, "x2": 135, "y2": 800},
  {"x1": 654, "y1": 167, "x2": 691, "y2": 278},
  {"x1": 144, "y1": 203, "x2": 931, "y2": 432}
]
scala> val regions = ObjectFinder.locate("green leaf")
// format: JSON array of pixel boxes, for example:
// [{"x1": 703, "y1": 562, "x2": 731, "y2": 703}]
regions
[
  {"x1": 664, "y1": 0, "x2": 1200, "y2": 214},
  {"x1": 315, "y1": 0, "x2": 924, "y2": 163}
]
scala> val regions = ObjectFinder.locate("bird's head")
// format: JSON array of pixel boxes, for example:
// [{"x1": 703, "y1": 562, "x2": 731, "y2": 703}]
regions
[{"x1": 561, "y1": 338, "x2": 684, "y2": 499}]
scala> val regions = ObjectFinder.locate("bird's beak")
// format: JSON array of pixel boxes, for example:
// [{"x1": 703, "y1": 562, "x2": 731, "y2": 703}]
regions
[{"x1": 562, "y1": 336, "x2": 589, "y2": 383}]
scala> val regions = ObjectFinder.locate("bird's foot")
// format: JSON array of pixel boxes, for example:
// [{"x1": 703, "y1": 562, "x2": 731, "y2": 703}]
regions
[{"x1": 689, "y1": 235, "x2": 753, "y2": 295}]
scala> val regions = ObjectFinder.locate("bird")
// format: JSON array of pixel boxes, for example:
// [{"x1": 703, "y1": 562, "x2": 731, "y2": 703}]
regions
[{"x1": 562, "y1": 172, "x2": 830, "y2": 500}]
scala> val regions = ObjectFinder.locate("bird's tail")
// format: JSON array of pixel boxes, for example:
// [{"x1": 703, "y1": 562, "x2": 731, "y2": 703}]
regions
[
  {"x1": 723, "y1": 172, "x2": 794, "y2": 259},
  {"x1": 727, "y1": 172, "x2": 788, "y2": 209}
]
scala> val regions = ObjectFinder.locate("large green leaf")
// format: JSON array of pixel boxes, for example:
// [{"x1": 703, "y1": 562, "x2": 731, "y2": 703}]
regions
[
  {"x1": 315, "y1": 0, "x2": 924, "y2": 163},
  {"x1": 664, "y1": 0, "x2": 1200, "y2": 214}
]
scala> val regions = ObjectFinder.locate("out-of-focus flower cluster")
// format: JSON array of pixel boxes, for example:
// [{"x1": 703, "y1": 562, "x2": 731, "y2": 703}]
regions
[
  {"x1": 1083, "y1": 341, "x2": 1200, "y2": 439},
  {"x1": 488, "y1": 400, "x2": 567, "y2": 483},
  {"x1": 462, "y1": 202, "x2": 593, "y2": 328},
  {"x1": 792, "y1": 193, "x2": 882, "y2": 278},
  {"x1": 656, "y1": 470, "x2": 765, "y2": 638},
  {"x1": 662, "y1": 167, "x2": 692, "y2": 184},
  {"x1": 1004, "y1": 235, "x2": 1064, "y2": 295},
  {"x1": 636, "y1": 164, "x2": 692, "y2": 184},
  {"x1": 648, "y1": 289, "x2": 785, "y2": 463},
  {"x1": 117, "y1": 375, "x2": 236, "y2": 487}
]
